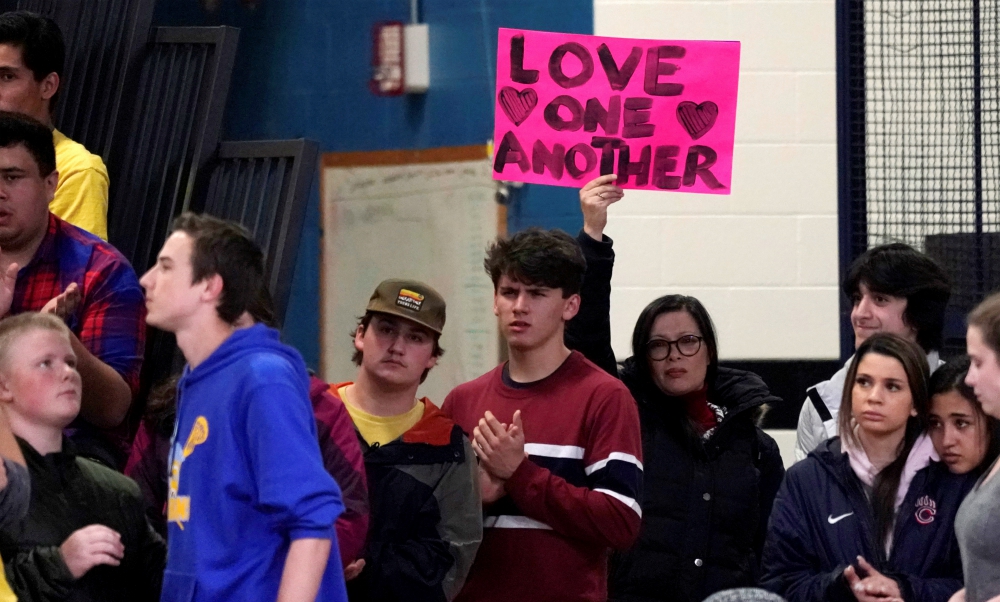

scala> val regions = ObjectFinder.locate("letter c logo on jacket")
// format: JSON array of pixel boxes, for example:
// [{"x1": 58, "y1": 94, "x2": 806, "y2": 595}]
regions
[{"x1": 914, "y1": 495, "x2": 937, "y2": 525}]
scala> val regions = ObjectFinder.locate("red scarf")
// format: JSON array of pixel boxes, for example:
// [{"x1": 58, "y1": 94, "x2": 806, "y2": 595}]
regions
[{"x1": 681, "y1": 386, "x2": 717, "y2": 434}]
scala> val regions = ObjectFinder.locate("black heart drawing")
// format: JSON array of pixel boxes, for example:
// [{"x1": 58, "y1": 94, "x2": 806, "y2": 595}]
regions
[
  {"x1": 498, "y1": 86, "x2": 538, "y2": 126},
  {"x1": 676, "y1": 101, "x2": 719, "y2": 140}
]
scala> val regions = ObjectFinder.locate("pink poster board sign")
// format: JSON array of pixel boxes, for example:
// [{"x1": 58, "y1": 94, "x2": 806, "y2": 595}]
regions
[{"x1": 492, "y1": 28, "x2": 740, "y2": 194}]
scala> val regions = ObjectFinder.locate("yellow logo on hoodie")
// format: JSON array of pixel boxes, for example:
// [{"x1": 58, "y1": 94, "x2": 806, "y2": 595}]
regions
[{"x1": 168, "y1": 416, "x2": 209, "y2": 529}]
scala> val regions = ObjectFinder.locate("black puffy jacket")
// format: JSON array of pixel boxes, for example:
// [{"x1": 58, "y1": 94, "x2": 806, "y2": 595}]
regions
[
  {"x1": 566, "y1": 232, "x2": 785, "y2": 602},
  {"x1": 0, "y1": 438, "x2": 165, "y2": 602}
]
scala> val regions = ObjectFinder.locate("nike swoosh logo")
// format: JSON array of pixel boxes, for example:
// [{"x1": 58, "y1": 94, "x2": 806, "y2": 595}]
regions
[{"x1": 828, "y1": 512, "x2": 854, "y2": 524}]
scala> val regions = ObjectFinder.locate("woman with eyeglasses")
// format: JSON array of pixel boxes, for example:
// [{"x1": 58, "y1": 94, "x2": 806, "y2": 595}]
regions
[{"x1": 565, "y1": 175, "x2": 786, "y2": 602}]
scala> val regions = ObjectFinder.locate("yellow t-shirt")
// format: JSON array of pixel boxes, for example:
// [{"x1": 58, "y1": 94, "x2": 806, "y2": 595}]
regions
[
  {"x1": 0, "y1": 555, "x2": 16, "y2": 601},
  {"x1": 50, "y1": 129, "x2": 109, "y2": 240},
  {"x1": 341, "y1": 385, "x2": 424, "y2": 446}
]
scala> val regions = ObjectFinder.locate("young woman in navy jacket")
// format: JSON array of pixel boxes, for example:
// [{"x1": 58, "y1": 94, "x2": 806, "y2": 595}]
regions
[{"x1": 761, "y1": 333, "x2": 973, "y2": 602}]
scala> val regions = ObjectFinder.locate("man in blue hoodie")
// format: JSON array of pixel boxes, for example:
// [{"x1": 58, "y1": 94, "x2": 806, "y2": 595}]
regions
[{"x1": 139, "y1": 212, "x2": 347, "y2": 602}]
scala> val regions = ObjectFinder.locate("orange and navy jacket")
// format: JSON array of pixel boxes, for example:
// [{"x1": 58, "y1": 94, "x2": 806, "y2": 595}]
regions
[{"x1": 332, "y1": 384, "x2": 482, "y2": 602}]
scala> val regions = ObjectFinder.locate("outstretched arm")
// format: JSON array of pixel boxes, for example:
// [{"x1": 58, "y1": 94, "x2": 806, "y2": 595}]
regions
[
  {"x1": 70, "y1": 333, "x2": 132, "y2": 428},
  {"x1": 580, "y1": 174, "x2": 624, "y2": 241},
  {"x1": 565, "y1": 174, "x2": 625, "y2": 378}
]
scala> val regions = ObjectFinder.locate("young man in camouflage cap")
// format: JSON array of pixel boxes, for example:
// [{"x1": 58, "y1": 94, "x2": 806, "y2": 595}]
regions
[{"x1": 336, "y1": 279, "x2": 481, "y2": 602}]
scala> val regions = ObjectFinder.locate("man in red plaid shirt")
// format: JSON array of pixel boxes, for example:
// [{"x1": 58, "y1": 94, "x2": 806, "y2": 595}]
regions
[{"x1": 0, "y1": 111, "x2": 144, "y2": 468}]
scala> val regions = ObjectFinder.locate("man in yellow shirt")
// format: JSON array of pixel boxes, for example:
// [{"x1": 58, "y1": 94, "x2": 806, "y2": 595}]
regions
[{"x1": 0, "y1": 11, "x2": 108, "y2": 240}]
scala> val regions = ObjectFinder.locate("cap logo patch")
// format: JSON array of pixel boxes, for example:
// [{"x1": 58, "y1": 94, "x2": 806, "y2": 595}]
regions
[{"x1": 396, "y1": 289, "x2": 425, "y2": 312}]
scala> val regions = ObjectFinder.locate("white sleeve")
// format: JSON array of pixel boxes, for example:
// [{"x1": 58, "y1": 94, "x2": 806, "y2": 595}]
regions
[{"x1": 794, "y1": 399, "x2": 825, "y2": 463}]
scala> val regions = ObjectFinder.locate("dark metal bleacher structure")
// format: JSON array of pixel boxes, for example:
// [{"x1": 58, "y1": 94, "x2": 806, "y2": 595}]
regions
[
  {"x1": 199, "y1": 139, "x2": 319, "y2": 323},
  {"x1": 0, "y1": 2, "x2": 318, "y2": 326},
  {"x1": 0, "y1": 0, "x2": 154, "y2": 160},
  {"x1": 0, "y1": 1, "x2": 321, "y2": 431},
  {"x1": 107, "y1": 25, "x2": 240, "y2": 278}
]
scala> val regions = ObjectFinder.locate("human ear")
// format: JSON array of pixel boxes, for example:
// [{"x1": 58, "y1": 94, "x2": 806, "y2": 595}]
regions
[
  {"x1": 562, "y1": 293, "x2": 581, "y2": 321},
  {"x1": 39, "y1": 72, "x2": 59, "y2": 101},
  {"x1": 43, "y1": 169, "x2": 58, "y2": 200},
  {"x1": 0, "y1": 373, "x2": 14, "y2": 405},
  {"x1": 201, "y1": 273, "x2": 224, "y2": 303},
  {"x1": 353, "y1": 325, "x2": 365, "y2": 353}
]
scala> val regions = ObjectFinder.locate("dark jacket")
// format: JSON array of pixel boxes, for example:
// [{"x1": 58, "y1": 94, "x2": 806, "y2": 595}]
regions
[
  {"x1": 343, "y1": 392, "x2": 481, "y2": 602},
  {"x1": 0, "y1": 438, "x2": 165, "y2": 602},
  {"x1": 760, "y1": 438, "x2": 970, "y2": 602},
  {"x1": 566, "y1": 231, "x2": 785, "y2": 602}
]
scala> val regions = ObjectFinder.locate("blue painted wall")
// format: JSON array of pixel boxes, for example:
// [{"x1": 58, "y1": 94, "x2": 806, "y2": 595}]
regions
[{"x1": 154, "y1": 0, "x2": 591, "y2": 368}]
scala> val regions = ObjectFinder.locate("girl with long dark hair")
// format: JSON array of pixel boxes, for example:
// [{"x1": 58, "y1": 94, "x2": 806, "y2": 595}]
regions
[
  {"x1": 761, "y1": 333, "x2": 971, "y2": 602},
  {"x1": 927, "y1": 357, "x2": 1000, "y2": 477}
]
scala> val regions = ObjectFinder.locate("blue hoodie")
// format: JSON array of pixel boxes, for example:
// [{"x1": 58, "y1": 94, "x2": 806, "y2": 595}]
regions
[{"x1": 161, "y1": 324, "x2": 346, "y2": 602}]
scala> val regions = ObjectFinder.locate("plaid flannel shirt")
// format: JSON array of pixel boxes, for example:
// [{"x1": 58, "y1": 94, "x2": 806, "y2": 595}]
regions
[{"x1": 10, "y1": 214, "x2": 145, "y2": 462}]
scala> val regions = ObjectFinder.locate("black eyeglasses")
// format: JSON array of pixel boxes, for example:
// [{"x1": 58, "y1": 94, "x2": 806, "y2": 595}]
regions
[{"x1": 646, "y1": 335, "x2": 703, "y2": 361}]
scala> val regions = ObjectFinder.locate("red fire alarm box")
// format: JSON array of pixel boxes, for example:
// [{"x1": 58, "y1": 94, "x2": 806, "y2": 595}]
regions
[{"x1": 371, "y1": 21, "x2": 405, "y2": 96}]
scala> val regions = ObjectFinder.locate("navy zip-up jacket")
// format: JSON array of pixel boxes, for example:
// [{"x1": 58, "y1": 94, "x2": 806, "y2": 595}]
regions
[{"x1": 761, "y1": 438, "x2": 972, "y2": 602}]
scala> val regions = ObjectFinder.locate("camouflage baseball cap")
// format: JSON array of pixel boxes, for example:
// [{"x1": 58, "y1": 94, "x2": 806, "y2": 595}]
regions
[{"x1": 366, "y1": 279, "x2": 446, "y2": 334}]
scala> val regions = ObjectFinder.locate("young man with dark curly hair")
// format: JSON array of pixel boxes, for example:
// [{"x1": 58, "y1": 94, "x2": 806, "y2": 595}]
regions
[
  {"x1": 794, "y1": 243, "x2": 952, "y2": 461},
  {"x1": 443, "y1": 228, "x2": 643, "y2": 602}
]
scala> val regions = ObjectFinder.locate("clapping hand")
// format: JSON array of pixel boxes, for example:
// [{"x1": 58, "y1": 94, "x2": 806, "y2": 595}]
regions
[
  {"x1": 0, "y1": 248, "x2": 18, "y2": 318},
  {"x1": 472, "y1": 410, "x2": 525, "y2": 480},
  {"x1": 41, "y1": 282, "x2": 81, "y2": 320}
]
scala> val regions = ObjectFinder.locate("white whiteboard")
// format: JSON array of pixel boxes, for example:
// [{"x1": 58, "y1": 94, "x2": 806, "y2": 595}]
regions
[{"x1": 321, "y1": 151, "x2": 500, "y2": 405}]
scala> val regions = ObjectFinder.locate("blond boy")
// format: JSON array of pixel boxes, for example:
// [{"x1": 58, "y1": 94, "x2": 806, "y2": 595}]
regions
[{"x1": 0, "y1": 313, "x2": 164, "y2": 602}]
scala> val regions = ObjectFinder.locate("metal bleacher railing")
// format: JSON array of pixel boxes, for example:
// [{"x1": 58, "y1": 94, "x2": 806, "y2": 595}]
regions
[
  {"x1": 0, "y1": 4, "x2": 320, "y2": 417},
  {"x1": 107, "y1": 25, "x2": 240, "y2": 277},
  {"x1": 0, "y1": 0, "x2": 154, "y2": 161},
  {"x1": 197, "y1": 139, "x2": 319, "y2": 325}
]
